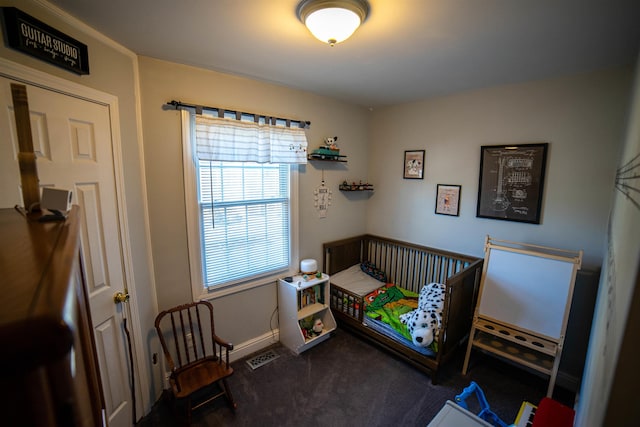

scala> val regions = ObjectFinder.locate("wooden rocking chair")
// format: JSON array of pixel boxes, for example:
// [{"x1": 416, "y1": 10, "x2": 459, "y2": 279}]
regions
[{"x1": 154, "y1": 301, "x2": 236, "y2": 424}]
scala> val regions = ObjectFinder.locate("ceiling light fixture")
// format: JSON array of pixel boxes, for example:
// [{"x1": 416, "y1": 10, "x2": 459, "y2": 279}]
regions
[{"x1": 297, "y1": 0, "x2": 370, "y2": 47}]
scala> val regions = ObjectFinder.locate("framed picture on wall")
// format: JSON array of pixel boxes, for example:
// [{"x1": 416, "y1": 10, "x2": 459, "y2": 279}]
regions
[
  {"x1": 435, "y1": 184, "x2": 461, "y2": 216},
  {"x1": 476, "y1": 143, "x2": 548, "y2": 224},
  {"x1": 403, "y1": 150, "x2": 425, "y2": 179}
]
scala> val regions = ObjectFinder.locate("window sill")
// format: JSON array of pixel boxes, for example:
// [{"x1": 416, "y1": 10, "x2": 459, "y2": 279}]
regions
[{"x1": 195, "y1": 270, "x2": 294, "y2": 300}]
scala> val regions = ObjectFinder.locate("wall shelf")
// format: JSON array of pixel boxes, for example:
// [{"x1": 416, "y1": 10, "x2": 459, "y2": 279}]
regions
[
  {"x1": 307, "y1": 154, "x2": 347, "y2": 162},
  {"x1": 339, "y1": 182, "x2": 374, "y2": 191}
]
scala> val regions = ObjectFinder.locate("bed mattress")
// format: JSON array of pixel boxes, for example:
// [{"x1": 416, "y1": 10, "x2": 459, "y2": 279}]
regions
[
  {"x1": 329, "y1": 264, "x2": 384, "y2": 296},
  {"x1": 330, "y1": 264, "x2": 437, "y2": 357}
]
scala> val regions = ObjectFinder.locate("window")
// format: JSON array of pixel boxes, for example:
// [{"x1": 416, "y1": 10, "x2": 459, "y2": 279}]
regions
[
  {"x1": 181, "y1": 111, "x2": 304, "y2": 298},
  {"x1": 199, "y1": 160, "x2": 290, "y2": 286}
]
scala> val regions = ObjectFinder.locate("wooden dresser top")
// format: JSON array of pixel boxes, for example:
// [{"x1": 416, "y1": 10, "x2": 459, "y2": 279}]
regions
[{"x1": 0, "y1": 207, "x2": 80, "y2": 370}]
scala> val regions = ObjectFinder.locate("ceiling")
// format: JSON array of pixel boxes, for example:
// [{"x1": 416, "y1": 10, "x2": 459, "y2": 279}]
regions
[{"x1": 46, "y1": 0, "x2": 640, "y2": 108}]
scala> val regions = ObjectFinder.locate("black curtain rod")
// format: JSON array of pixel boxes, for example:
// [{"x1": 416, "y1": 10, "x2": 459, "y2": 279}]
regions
[{"x1": 166, "y1": 100, "x2": 310, "y2": 129}]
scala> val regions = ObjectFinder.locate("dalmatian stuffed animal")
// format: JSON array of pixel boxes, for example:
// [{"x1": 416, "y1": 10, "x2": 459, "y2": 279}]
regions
[{"x1": 399, "y1": 282, "x2": 445, "y2": 348}]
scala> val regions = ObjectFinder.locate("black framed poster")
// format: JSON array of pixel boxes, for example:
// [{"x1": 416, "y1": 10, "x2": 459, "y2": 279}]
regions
[
  {"x1": 435, "y1": 184, "x2": 461, "y2": 216},
  {"x1": 403, "y1": 150, "x2": 425, "y2": 179},
  {"x1": 476, "y1": 143, "x2": 548, "y2": 224}
]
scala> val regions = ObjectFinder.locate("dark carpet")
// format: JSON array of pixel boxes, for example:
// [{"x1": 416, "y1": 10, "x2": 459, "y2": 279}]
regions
[{"x1": 137, "y1": 329, "x2": 575, "y2": 426}]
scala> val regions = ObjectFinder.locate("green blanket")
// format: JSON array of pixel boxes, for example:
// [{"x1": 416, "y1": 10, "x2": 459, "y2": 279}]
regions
[{"x1": 364, "y1": 285, "x2": 419, "y2": 342}]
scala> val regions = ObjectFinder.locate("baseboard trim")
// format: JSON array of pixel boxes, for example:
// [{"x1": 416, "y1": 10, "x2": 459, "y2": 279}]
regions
[
  {"x1": 556, "y1": 370, "x2": 580, "y2": 393},
  {"x1": 230, "y1": 329, "x2": 280, "y2": 363}
]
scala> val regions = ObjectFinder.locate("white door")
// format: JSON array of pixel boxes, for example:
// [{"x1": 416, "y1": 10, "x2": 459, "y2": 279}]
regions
[{"x1": 0, "y1": 77, "x2": 134, "y2": 427}]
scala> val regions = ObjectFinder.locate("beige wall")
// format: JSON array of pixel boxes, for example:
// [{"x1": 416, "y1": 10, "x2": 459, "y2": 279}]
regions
[
  {"x1": 138, "y1": 56, "x2": 370, "y2": 349},
  {"x1": 0, "y1": 0, "x2": 158, "y2": 412},
  {"x1": 368, "y1": 67, "x2": 633, "y2": 269},
  {"x1": 367, "y1": 66, "x2": 634, "y2": 390},
  {"x1": 576, "y1": 53, "x2": 640, "y2": 426}
]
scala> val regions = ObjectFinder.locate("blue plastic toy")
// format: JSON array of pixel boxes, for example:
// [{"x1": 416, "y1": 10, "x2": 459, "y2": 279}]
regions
[{"x1": 454, "y1": 381, "x2": 511, "y2": 427}]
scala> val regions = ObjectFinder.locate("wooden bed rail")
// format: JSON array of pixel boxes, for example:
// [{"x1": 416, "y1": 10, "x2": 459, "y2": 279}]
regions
[
  {"x1": 438, "y1": 259, "x2": 483, "y2": 357},
  {"x1": 324, "y1": 234, "x2": 479, "y2": 293},
  {"x1": 323, "y1": 234, "x2": 484, "y2": 383}
]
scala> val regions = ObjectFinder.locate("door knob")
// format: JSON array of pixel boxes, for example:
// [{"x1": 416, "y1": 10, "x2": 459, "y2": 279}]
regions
[{"x1": 114, "y1": 291, "x2": 130, "y2": 304}]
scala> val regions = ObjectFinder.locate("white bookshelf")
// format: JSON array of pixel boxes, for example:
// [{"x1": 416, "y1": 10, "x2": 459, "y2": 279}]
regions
[{"x1": 278, "y1": 274, "x2": 336, "y2": 354}]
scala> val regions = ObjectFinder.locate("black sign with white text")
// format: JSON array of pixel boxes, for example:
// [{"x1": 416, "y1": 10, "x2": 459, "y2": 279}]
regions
[{"x1": 1, "y1": 7, "x2": 89, "y2": 75}]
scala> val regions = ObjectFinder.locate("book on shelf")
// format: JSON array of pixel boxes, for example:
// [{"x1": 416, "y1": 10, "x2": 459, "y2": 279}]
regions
[{"x1": 298, "y1": 283, "x2": 324, "y2": 309}]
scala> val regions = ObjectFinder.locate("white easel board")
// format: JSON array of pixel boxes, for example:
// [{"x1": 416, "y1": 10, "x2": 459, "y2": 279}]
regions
[
  {"x1": 463, "y1": 237, "x2": 582, "y2": 397},
  {"x1": 477, "y1": 246, "x2": 578, "y2": 340}
]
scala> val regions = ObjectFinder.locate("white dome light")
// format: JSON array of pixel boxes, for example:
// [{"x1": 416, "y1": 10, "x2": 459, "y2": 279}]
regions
[{"x1": 297, "y1": 0, "x2": 369, "y2": 47}]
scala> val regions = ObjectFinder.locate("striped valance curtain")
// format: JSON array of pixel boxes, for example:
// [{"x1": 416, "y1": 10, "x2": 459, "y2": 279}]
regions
[{"x1": 195, "y1": 115, "x2": 308, "y2": 164}]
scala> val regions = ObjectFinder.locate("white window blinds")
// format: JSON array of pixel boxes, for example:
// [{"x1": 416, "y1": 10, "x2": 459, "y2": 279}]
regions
[
  {"x1": 191, "y1": 114, "x2": 304, "y2": 289},
  {"x1": 199, "y1": 161, "x2": 290, "y2": 287},
  {"x1": 195, "y1": 115, "x2": 308, "y2": 164}
]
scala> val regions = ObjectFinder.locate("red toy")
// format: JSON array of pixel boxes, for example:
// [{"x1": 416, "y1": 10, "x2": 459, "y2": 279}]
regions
[{"x1": 531, "y1": 397, "x2": 575, "y2": 427}]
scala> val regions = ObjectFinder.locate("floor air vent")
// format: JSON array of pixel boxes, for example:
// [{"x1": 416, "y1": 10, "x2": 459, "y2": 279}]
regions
[{"x1": 246, "y1": 349, "x2": 280, "y2": 370}]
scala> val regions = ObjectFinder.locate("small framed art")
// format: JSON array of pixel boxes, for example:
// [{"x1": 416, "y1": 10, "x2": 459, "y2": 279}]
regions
[
  {"x1": 403, "y1": 150, "x2": 425, "y2": 179},
  {"x1": 476, "y1": 143, "x2": 548, "y2": 224},
  {"x1": 435, "y1": 184, "x2": 461, "y2": 216}
]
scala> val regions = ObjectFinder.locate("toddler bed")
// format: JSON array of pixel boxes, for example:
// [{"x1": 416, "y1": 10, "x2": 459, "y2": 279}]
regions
[{"x1": 324, "y1": 234, "x2": 483, "y2": 383}]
